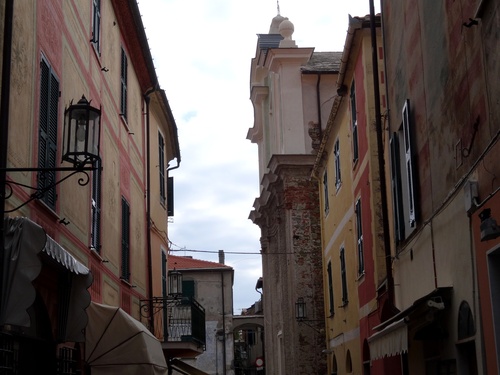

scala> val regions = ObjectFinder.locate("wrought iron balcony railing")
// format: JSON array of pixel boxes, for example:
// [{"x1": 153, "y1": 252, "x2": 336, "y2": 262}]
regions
[{"x1": 140, "y1": 296, "x2": 206, "y2": 350}]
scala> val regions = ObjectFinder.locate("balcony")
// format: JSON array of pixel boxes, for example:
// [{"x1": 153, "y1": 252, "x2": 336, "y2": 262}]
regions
[{"x1": 140, "y1": 297, "x2": 206, "y2": 358}]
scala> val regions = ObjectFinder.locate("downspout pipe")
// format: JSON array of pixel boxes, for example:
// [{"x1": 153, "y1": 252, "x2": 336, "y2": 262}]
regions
[
  {"x1": 316, "y1": 74, "x2": 322, "y2": 136},
  {"x1": 369, "y1": 0, "x2": 395, "y2": 310},
  {"x1": 221, "y1": 270, "x2": 227, "y2": 375},
  {"x1": 0, "y1": 0, "x2": 15, "y2": 313},
  {"x1": 144, "y1": 84, "x2": 159, "y2": 333}
]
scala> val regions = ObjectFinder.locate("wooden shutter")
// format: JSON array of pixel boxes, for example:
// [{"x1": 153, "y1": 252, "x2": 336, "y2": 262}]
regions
[
  {"x1": 351, "y1": 82, "x2": 358, "y2": 162},
  {"x1": 158, "y1": 132, "x2": 166, "y2": 204},
  {"x1": 356, "y1": 199, "x2": 364, "y2": 274},
  {"x1": 91, "y1": 161, "x2": 102, "y2": 252},
  {"x1": 402, "y1": 99, "x2": 416, "y2": 227},
  {"x1": 167, "y1": 177, "x2": 174, "y2": 216},
  {"x1": 38, "y1": 58, "x2": 59, "y2": 208},
  {"x1": 390, "y1": 133, "x2": 405, "y2": 243},
  {"x1": 121, "y1": 197, "x2": 130, "y2": 281},
  {"x1": 120, "y1": 48, "x2": 128, "y2": 118},
  {"x1": 182, "y1": 280, "x2": 195, "y2": 299},
  {"x1": 91, "y1": 0, "x2": 101, "y2": 52},
  {"x1": 327, "y1": 261, "x2": 334, "y2": 315},
  {"x1": 323, "y1": 171, "x2": 329, "y2": 214},
  {"x1": 340, "y1": 247, "x2": 348, "y2": 304},
  {"x1": 335, "y1": 139, "x2": 341, "y2": 188}
]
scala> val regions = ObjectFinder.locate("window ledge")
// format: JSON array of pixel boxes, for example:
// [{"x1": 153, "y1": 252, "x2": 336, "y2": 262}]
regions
[
  {"x1": 90, "y1": 247, "x2": 104, "y2": 262},
  {"x1": 120, "y1": 278, "x2": 135, "y2": 288}
]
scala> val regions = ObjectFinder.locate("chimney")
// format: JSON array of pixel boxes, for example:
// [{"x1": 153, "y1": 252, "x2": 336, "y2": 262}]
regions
[{"x1": 218, "y1": 250, "x2": 225, "y2": 265}]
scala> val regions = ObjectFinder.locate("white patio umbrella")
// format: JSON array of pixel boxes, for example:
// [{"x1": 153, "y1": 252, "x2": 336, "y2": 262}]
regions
[{"x1": 85, "y1": 302, "x2": 168, "y2": 375}]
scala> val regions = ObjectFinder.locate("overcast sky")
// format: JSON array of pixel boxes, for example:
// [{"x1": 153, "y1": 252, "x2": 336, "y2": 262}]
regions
[{"x1": 138, "y1": 0, "x2": 380, "y2": 314}]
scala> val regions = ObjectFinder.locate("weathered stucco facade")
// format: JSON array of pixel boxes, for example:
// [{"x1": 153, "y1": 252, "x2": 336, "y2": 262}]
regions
[
  {"x1": 379, "y1": 0, "x2": 500, "y2": 373},
  {"x1": 0, "y1": 0, "x2": 180, "y2": 373}
]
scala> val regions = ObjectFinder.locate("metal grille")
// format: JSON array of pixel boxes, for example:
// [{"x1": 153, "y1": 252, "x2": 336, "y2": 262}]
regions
[
  {"x1": 57, "y1": 347, "x2": 78, "y2": 375},
  {"x1": 0, "y1": 333, "x2": 18, "y2": 375}
]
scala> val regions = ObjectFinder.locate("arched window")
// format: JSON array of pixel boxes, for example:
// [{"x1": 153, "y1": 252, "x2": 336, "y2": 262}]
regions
[
  {"x1": 458, "y1": 300, "x2": 475, "y2": 340},
  {"x1": 363, "y1": 340, "x2": 371, "y2": 374},
  {"x1": 346, "y1": 350, "x2": 353, "y2": 373},
  {"x1": 332, "y1": 354, "x2": 338, "y2": 375}
]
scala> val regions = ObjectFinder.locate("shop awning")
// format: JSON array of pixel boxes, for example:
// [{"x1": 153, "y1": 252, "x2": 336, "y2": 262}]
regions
[
  {"x1": 368, "y1": 318, "x2": 408, "y2": 360},
  {"x1": 368, "y1": 287, "x2": 453, "y2": 360},
  {"x1": 0, "y1": 217, "x2": 92, "y2": 342},
  {"x1": 1, "y1": 217, "x2": 46, "y2": 327},
  {"x1": 85, "y1": 302, "x2": 169, "y2": 375},
  {"x1": 170, "y1": 358, "x2": 210, "y2": 375}
]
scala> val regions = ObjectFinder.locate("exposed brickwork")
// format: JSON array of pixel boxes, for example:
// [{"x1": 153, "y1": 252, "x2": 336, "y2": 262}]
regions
[{"x1": 252, "y1": 156, "x2": 326, "y2": 375}]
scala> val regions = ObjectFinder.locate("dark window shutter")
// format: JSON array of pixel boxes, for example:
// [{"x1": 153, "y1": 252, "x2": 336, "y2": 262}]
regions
[
  {"x1": 340, "y1": 248, "x2": 348, "y2": 304},
  {"x1": 121, "y1": 197, "x2": 130, "y2": 281},
  {"x1": 356, "y1": 199, "x2": 364, "y2": 274},
  {"x1": 402, "y1": 99, "x2": 416, "y2": 227},
  {"x1": 91, "y1": 160, "x2": 102, "y2": 252},
  {"x1": 38, "y1": 57, "x2": 59, "y2": 208},
  {"x1": 120, "y1": 48, "x2": 128, "y2": 118},
  {"x1": 182, "y1": 280, "x2": 195, "y2": 299},
  {"x1": 167, "y1": 176, "x2": 174, "y2": 216},
  {"x1": 323, "y1": 171, "x2": 329, "y2": 214},
  {"x1": 351, "y1": 82, "x2": 358, "y2": 162},
  {"x1": 390, "y1": 133, "x2": 405, "y2": 243},
  {"x1": 327, "y1": 261, "x2": 334, "y2": 315},
  {"x1": 158, "y1": 132, "x2": 166, "y2": 204},
  {"x1": 91, "y1": 0, "x2": 101, "y2": 52}
]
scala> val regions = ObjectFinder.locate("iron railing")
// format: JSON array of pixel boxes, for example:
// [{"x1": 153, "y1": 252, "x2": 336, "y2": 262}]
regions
[{"x1": 140, "y1": 297, "x2": 206, "y2": 349}]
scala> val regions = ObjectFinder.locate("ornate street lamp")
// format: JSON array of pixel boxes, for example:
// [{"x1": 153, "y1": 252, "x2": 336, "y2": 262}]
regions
[
  {"x1": 295, "y1": 297, "x2": 323, "y2": 333},
  {"x1": 0, "y1": 95, "x2": 101, "y2": 212},
  {"x1": 168, "y1": 269, "x2": 183, "y2": 298},
  {"x1": 63, "y1": 95, "x2": 101, "y2": 167},
  {"x1": 295, "y1": 297, "x2": 306, "y2": 321}
]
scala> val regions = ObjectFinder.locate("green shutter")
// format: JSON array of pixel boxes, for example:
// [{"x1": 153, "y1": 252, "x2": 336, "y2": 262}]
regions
[
  {"x1": 167, "y1": 177, "x2": 174, "y2": 216},
  {"x1": 182, "y1": 280, "x2": 195, "y2": 299},
  {"x1": 37, "y1": 57, "x2": 59, "y2": 208}
]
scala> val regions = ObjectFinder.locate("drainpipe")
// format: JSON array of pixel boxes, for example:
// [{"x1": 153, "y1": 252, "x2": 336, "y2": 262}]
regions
[
  {"x1": 221, "y1": 270, "x2": 227, "y2": 375},
  {"x1": 316, "y1": 73, "x2": 322, "y2": 136},
  {"x1": 369, "y1": 0, "x2": 395, "y2": 310},
  {"x1": 0, "y1": 0, "x2": 14, "y2": 312},
  {"x1": 144, "y1": 85, "x2": 159, "y2": 333}
]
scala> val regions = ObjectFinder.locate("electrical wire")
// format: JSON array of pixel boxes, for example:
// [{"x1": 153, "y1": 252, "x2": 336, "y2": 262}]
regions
[{"x1": 168, "y1": 248, "x2": 317, "y2": 255}]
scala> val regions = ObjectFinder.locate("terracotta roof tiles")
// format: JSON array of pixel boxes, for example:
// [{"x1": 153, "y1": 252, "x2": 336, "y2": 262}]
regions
[{"x1": 168, "y1": 255, "x2": 232, "y2": 270}]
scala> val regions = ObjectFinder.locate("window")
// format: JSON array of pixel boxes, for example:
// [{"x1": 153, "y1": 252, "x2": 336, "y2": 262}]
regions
[
  {"x1": 323, "y1": 170, "x2": 329, "y2": 215},
  {"x1": 390, "y1": 99, "x2": 417, "y2": 243},
  {"x1": 355, "y1": 199, "x2": 364, "y2": 275},
  {"x1": 327, "y1": 261, "x2": 334, "y2": 315},
  {"x1": 91, "y1": 0, "x2": 101, "y2": 53},
  {"x1": 158, "y1": 132, "x2": 166, "y2": 205},
  {"x1": 91, "y1": 160, "x2": 101, "y2": 252},
  {"x1": 351, "y1": 81, "x2": 359, "y2": 162},
  {"x1": 334, "y1": 139, "x2": 341, "y2": 190},
  {"x1": 121, "y1": 197, "x2": 130, "y2": 281},
  {"x1": 346, "y1": 350, "x2": 353, "y2": 373},
  {"x1": 38, "y1": 56, "x2": 59, "y2": 209},
  {"x1": 340, "y1": 247, "x2": 348, "y2": 305},
  {"x1": 120, "y1": 47, "x2": 128, "y2": 119},
  {"x1": 167, "y1": 176, "x2": 174, "y2": 217}
]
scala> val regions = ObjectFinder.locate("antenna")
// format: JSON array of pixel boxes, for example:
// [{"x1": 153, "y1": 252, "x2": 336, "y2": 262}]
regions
[{"x1": 277, "y1": 0, "x2": 280, "y2": 15}]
